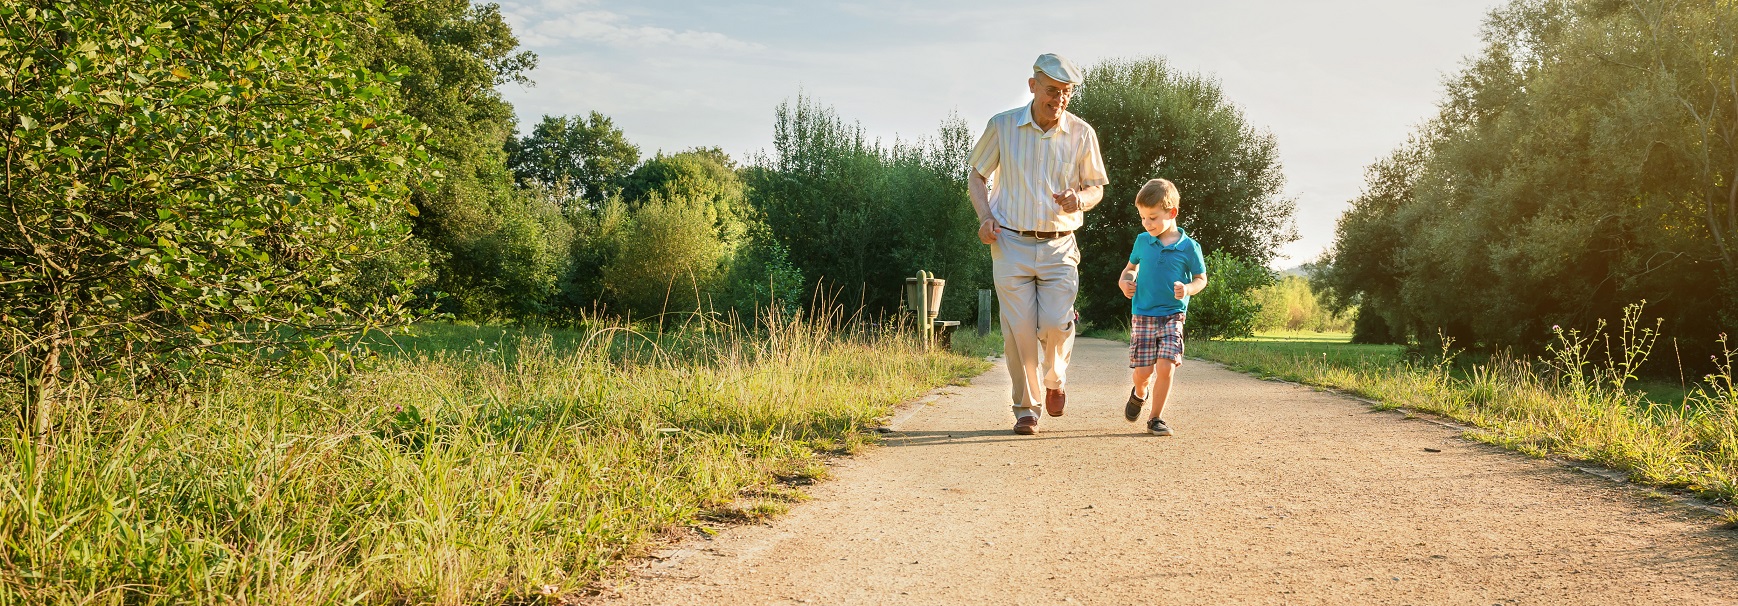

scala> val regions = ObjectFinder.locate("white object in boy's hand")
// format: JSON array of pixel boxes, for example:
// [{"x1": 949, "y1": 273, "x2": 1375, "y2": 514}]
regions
[
  {"x1": 1119, "y1": 270, "x2": 1137, "y2": 299},
  {"x1": 1173, "y1": 281, "x2": 1186, "y2": 299}
]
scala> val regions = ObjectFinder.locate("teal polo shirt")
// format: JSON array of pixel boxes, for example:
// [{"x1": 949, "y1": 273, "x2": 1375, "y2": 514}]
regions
[{"x1": 1128, "y1": 226, "x2": 1206, "y2": 317}]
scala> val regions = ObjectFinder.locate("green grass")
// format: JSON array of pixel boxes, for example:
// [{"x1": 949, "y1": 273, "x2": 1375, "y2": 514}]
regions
[
  {"x1": 948, "y1": 327, "x2": 1003, "y2": 359},
  {"x1": 1241, "y1": 330, "x2": 1356, "y2": 343},
  {"x1": 1205, "y1": 332, "x2": 1402, "y2": 371},
  {"x1": 0, "y1": 316, "x2": 990, "y2": 604},
  {"x1": 1186, "y1": 334, "x2": 1738, "y2": 522}
]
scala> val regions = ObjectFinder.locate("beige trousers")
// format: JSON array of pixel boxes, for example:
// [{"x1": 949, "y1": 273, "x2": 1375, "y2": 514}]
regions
[{"x1": 990, "y1": 232, "x2": 1080, "y2": 418}]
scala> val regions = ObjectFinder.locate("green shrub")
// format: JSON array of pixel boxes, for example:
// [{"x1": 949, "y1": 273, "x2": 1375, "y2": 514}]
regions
[
  {"x1": 747, "y1": 96, "x2": 991, "y2": 324},
  {"x1": 603, "y1": 194, "x2": 727, "y2": 319},
  {"x1": 1188, "y1": 251, "x2": 1274, "y2": 340},
  {"x1": 0, "y1": 0, "x2": 428, "y2": 434}
]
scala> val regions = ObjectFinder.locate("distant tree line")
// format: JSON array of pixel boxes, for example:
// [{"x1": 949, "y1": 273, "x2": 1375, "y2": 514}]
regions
[
  {"x1": 422, "y1": 54, "x2": 1300, "y2": 333},
  {"x1": 1316, "y1": 0, "x2": 1738, "y2": 364},
  {"x1": 1253, "y1": 274, "x2": 1354, "y2": 334}
]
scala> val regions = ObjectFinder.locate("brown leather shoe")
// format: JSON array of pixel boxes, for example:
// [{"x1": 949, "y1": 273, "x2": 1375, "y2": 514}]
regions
[
  {"x1": 1045, "y1": 388, "x2": 1066, "y2": 417},
  {"x1": 1013, "y1": 416, "x2": 1038, "y2": 435}
]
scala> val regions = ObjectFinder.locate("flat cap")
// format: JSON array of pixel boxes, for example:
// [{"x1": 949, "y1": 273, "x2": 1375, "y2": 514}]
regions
[{"x1": 1033, "y1": 53, "x2": 1084, "y2": 85}]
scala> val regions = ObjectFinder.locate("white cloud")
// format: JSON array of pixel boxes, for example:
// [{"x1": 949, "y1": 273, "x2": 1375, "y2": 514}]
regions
[{"x1": 499, "y1": 2, "x2": 763, "y2": 51}]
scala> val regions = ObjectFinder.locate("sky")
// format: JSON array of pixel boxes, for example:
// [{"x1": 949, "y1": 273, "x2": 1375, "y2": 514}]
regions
[{"x1": 494, "y1": 0, "x2": 1502, "y2": 269}]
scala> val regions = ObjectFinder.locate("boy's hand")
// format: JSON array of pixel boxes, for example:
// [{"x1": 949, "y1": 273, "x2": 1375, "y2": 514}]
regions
[
  {"x1": 1119, "y1": 278, "x2": 1136, "y2": 299},
  {"x1": 1173, "y1": 281, "x2": 1187, "y2": 299},
  {"x1": 977, "y1": 218, "x2": 999, "y2": 244}
]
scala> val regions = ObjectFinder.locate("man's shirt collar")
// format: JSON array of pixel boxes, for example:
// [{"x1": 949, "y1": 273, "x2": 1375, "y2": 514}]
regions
[{"x1": 1020, "y1": 103, "x2": 1073, "y2": 136}]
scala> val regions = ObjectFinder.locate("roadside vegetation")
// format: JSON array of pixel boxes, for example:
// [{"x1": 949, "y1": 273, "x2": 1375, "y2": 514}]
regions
[
  {"x1": 1187, "y1": 303, "x2": 1738, "y2": 523},
  {"x1": 0, "y1": 312, "x2": 988, "y2": 603},
  {"x1": 1091, "y1": 261, "x2": 1737, "y2": 521}
]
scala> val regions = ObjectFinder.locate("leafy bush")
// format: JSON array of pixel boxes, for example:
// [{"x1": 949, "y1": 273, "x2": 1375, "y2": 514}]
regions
[
  {"x1": 723, "y1": 231, "x2": 806, "y2": 320},
  {"x1": 561, "y1": 195, "x2": 632, "y2": 314},
  {"x1": 603, "y1": 194, "x2": 727, "y2": 319},
  {"x1": 462, "y1": 190, "x2": 574, "y2": 318},
  {"x1": 1187, "y1": 251, "x2": 1274, "y2": 340},
  {"x1": 0, "y1": 0, "x2": 429, "y2": 433}
]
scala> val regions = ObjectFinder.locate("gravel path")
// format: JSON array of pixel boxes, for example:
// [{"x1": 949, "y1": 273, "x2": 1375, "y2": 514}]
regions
[{"x1": 595, "y1": 337, "x2": 1738, "y2": 605}]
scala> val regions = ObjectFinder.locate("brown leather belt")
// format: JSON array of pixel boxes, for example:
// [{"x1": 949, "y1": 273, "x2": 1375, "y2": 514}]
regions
[{"x1": 1001, "y1": 226, "x2": 1073, "y2": 239}]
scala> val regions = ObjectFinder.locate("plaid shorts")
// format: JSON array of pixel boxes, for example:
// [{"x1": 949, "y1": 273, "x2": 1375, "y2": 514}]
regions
[{"x1": 1130, "y1": 312, "x2": 1186, "y2": 368}]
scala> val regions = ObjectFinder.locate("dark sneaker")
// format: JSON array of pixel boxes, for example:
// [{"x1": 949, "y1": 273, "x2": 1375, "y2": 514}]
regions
[
  {"x1": 1014, "y1": 416, "x2": 1039, "y2": 435},
  {"x1": 1124, "y1": 389, "x2": 1145, "y2": 422},
  {"x1": 1146, "y1": 418, "x2": 1173, "y2": 436}
]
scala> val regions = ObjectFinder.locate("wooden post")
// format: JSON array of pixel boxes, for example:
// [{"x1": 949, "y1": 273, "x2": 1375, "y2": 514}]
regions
[
  {"x1": 977, "y1": 289, "x2": 992, "y2": 336},
  {"x1": 914, "y1": 270, "x2": 932, "y2": 349}
]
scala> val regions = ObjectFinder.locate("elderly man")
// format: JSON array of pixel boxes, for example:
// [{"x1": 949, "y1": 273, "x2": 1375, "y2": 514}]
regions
[{"x1": 967, "y1": 53, "x2": 1108, "y2": 435}]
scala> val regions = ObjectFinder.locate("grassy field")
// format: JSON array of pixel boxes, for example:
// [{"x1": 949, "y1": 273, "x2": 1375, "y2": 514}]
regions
[
  {"x1": 0, "y1": 316, "x2": 990, "y2": 604},
  {"x1": 1181, "y1": 330, "x2": 1737, "y2": 521}
]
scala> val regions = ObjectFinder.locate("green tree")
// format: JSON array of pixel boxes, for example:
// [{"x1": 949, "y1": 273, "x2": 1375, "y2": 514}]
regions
[
  {"x1": 879, "y1": 116, "x2": 989, "y2": 323},
  {"x1": 721, "y1": 228, "x2": 806, "y2": 320},
  {"x1": 748, "y1": 94, "x2": 885, "y2": 308},
  {"x1": 1252, "y1": 275, "x2": 1353, "y2": 333},
  {"x1": 360, "y1": 0, "x2": 569, "y2": 319},
  {"x1": 747, "y1": 95, "x2": 988, "y2": 322},
  {"x1": 1320, "y1": 0, "x2": 1738, "y2": 357},
  {"x1": 602, "y1": 194, "x2": 726, "y2": 318},
  {"x1": 1313, "y1": 143, "x2": 1423, "y2": 344},
  {"x1": 1068, "y1": 56, "x2": 1296, "y2": 327},
  {"x1": 507, "y1": 112, "x2": 641, "y2": 207},
  {"x1": 1187, "y1": 251, "x2": 1274, "y2": 340},
  {"x1": 622, "y1": 147, "x2": 748, "y2": 247},
  {"x1": 561, "y1": 194, "x2": 632, "y2": 313},
  {"x1": 0, "y1": 0, "x2": 428, "y2": 434}
]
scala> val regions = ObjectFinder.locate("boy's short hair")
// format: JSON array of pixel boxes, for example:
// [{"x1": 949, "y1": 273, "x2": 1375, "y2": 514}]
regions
[{"x1": 1134, "y1": 179, "x2": 1180, "y2": 211}]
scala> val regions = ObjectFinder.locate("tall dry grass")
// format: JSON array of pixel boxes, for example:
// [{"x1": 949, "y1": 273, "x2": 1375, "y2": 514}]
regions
[
  {"x1": 0, "y1": 312, "x2": 988, "y2": 604},
  {"x1": 1191, "y1": 306, "x2": 1738, "y2": 521}
]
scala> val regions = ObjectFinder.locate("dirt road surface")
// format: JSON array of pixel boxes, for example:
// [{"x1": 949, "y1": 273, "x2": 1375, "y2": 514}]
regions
[{"x1": 596, "y1": 338, "x2": 1738, "y2": 605}]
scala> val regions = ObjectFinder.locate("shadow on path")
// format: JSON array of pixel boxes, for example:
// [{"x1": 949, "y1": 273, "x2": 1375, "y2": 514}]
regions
[{"x1": 882, "y1": 428, "x2": 1151, "y2": 447}]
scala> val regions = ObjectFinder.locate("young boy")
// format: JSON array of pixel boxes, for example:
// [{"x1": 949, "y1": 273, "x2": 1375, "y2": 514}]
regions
[{"x1": 1117, "y1": 179, "x2": 1207, "y2": 436}]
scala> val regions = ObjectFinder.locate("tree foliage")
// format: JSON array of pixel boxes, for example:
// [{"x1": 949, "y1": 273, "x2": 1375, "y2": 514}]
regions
[
  {"x1": 1318, "y1": 0, "x2": 1738, "y2": 358},
  {"x1": 507, "y1": 112, "x2": 640, "y2": 207},
  {"x1": 601, "y1": 194, "x2": 727, "y2": 318},
  {"x1": 622, "y1": 147, "x2": 748, "y2": 248},
  {"x1": 1253, "y1": 274, "x2": 1354, "y2": 333},
  {"x1": 0, "y1": 0, "x2": 428, "y2": 433},
  {"x1": 360, "y1": 0, "x2": 567, "y2": 319},
  {"x1": 747, "y1": 95, "x2": 988, "y2": 322},
  {"x1": 1186, "y1": 251, "x2": 1274, "y2": 340},
  {"x1": 1068, "y1": 56, "x2": 1296, "y2": 326},
  {"x1": 1314, "y1": 142, "x2": 1424, "y2": 344}
]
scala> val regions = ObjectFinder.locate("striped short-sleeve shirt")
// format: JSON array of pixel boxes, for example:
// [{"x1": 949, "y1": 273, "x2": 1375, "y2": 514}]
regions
[{"x1": 967, "y1": 103, "x2": 1109, "y2": 233}]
